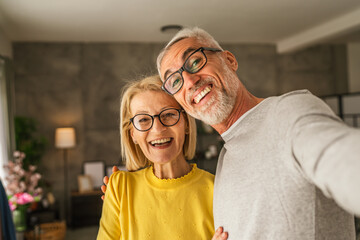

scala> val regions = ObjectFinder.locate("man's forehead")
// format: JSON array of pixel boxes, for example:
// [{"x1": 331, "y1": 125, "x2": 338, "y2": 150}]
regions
[
  {"x1": 166, "y1": 37, "x2": 202, "y2": 59},
  {"x1": 160, "y1": 38, "x2": 202, "y2": 78}
]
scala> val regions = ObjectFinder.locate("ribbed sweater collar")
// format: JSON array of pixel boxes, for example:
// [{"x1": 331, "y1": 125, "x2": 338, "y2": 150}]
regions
[{"x1": 144, "y1": 164, "x2": 201, "y2": 190}]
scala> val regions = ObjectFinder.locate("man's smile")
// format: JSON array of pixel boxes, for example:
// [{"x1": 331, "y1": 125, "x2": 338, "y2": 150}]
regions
[{"x1": 193, "y1": 85, "x2": 212, "y2": 104}]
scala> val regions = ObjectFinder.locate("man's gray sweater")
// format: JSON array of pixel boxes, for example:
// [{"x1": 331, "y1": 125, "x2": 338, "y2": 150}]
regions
[{"x1": 214, "y1": 90, "x2": 359, "y2": 239}]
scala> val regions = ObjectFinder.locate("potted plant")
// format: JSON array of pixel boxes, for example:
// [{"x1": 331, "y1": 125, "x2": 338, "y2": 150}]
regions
[
  {"x1": 4, "y1": 151, "x2": 42, "y2": 232},
  {"x1": 14, "y1": 116, "x2": 47, "y2": 170}
]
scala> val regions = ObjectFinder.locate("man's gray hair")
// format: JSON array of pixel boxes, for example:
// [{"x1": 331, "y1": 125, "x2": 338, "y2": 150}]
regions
[{"x1": 156, "y1": 27, "x2": 224, "y2": 79}]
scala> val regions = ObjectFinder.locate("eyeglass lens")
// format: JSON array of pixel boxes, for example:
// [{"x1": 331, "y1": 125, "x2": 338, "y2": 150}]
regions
[
  {"x1": 132, "y1": 109, "x2": 180, "y2": 131},
  {"x1": 164, "y1": 50, "x2": 207, "y2": 95}
]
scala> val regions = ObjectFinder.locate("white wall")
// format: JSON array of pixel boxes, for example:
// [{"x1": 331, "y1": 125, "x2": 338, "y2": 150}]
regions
[
  {"x1": 347, "y1": 43, "x2": 360, "y2": 92},
  {"x1": 0, "y1": 27, "x2": 12, "y2": 58}
]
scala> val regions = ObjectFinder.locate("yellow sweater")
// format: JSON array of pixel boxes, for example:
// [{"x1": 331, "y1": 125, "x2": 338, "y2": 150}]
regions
[{"x1": 97, "y1": 164, "x2": 214, "y2": 240}]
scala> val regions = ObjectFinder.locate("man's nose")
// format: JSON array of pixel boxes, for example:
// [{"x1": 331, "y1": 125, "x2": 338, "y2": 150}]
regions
[{"x1": 182, "y1": 71, "x2": 201, "y2": 90}]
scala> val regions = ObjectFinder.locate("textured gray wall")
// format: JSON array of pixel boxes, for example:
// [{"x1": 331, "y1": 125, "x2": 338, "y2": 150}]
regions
[
  {"x1": 278, "y1": 45, "x2": 348, "y2": 96},
  {"x1": 12, "y1": 42, "x2": 347, "y2": 219}
]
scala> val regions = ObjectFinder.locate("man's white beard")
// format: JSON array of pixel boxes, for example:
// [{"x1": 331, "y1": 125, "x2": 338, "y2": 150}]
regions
[{"x1": 186, "y1": 67, "x2": 240, "y2": 126}]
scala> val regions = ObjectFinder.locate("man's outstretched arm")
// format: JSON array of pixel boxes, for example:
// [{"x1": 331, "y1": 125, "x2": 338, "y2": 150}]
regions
[{"x1": 284, "y1": 93, "x2": 360, "y2": 216}]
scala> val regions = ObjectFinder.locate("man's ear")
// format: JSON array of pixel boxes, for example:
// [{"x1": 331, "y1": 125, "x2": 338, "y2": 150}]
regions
[{"x1": 224, "y1": 50, "x2": 238, "y2": 72}]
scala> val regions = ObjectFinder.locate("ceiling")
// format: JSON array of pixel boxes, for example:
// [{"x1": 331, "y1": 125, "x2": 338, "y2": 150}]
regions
[{"x1": 1, "y1": 0, "x2": 360, "y2": 53}]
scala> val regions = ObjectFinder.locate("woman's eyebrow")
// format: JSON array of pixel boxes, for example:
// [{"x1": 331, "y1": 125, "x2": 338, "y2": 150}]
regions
[{"x1": 160, "y1": 106, "x2": 177, "y2": 111}]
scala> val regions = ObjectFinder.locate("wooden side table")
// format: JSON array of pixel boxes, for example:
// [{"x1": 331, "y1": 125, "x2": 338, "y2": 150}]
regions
[{"x1": 70, "y1": 190, "x2": 103, "y2": 228}]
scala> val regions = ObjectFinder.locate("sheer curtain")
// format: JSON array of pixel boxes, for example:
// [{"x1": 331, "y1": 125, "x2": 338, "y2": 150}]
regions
[{"x1": 0, "y1": 57, "x2": 14, "y2": 181}]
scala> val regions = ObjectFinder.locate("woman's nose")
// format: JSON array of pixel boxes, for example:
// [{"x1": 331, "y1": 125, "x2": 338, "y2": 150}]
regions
[{"x1": 151, "y1": 116, "x2": 166, "y2": 132}]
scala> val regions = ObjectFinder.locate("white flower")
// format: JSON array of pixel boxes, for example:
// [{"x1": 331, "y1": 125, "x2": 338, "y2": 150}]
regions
[
  {"x1": 29, "y1": 165, "x2": 37, "y2": 172},
  {"x1": 13, "y1": 151, "x2": 21, "y2": 158},
  {"x1": 19, "y1": 181, "x2": 26, "y2": 192},
  {"x1": 4, "y1": 151, "x2": 43, "y2": 202}
]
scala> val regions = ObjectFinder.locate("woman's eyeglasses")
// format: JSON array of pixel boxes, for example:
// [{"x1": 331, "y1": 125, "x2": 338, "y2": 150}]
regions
[{"x1": 130, "y1": 108, "x2": 184, "y2": 132}]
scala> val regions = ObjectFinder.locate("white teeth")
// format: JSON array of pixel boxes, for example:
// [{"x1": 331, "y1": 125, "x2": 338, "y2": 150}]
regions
[
  {"x1": 150, "y1": 138, "x2": 171, "y2": 145},
  {"x1": 194, "y1": 86, "x2": 211, "y2": 104}
]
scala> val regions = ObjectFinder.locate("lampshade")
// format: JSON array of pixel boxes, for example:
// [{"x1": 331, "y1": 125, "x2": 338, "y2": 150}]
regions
[{"x1": 55, "y1": 127, "x2": 76, "y2": 149}]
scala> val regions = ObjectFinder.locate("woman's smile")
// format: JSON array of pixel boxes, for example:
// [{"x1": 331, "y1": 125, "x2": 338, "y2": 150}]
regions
[{"x1": 149, "y1": 137, "x2": 173, "y2": 147}]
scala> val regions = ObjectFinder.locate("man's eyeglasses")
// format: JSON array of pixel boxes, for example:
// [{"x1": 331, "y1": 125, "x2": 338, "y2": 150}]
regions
[
  {"x1": 162, "y1": 47, "x2": 222, "y2": 95},
  {"x1": 130, "y1": 108, "x2": 185, "y2": 132}
]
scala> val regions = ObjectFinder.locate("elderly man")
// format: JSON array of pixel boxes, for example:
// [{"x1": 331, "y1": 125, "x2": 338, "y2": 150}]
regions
[{"x1": 155, "y1": 27, "x2": 359, "y2": 239}]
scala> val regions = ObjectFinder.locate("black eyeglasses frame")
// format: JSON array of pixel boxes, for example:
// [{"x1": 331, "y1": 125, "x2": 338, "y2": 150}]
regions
[
  {"x1": 161, "y1": 47, "x2": 222, "y2": 95},
  {"x1": 129, "y1": 108, "x2": 185, "y2": 132}
]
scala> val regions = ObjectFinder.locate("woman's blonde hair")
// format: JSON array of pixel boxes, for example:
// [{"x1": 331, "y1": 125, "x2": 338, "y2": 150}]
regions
[{"x1": 120, "y1": 75, "x2": 197, "y2": 171}]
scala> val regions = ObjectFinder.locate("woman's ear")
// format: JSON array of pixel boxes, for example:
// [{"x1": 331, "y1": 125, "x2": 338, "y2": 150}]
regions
[
  {"x1": 224, "y1": 50, "x2": 238, "y2": 71},
  {"x1": 185, "y1": 126, "x2": 190, "y2": 135},
  {"x1": 183, "y1": 113, "x2": 190, "y2": 134},
  {"x1": 130, "y1": 128, "x2": 138, "y2": 144}
]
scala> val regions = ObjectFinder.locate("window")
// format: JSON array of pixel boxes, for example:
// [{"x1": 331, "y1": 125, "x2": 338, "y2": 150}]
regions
[
  {"x1": 323, "y1": 93, "x2": 360, "y2": 128},
  {"x1": 0, "y1": 57, "x2": 14, "y2": 181}
]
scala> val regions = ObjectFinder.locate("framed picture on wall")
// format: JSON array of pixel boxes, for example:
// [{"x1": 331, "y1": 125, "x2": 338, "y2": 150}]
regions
[
  {"x1": 77, "y1": 175, "x2": 93, "y2": 193},
  {"x1": 83, "y1": 160, "x2": 105, "y2": 188}
]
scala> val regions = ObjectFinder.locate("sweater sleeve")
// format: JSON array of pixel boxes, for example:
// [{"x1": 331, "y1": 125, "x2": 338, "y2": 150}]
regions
[
  {"x1": 97, "y1": 171, "x2": 123, "y2": 239},
  {"x1": 280, "y1": 91, "x2": 360, "y2": 216}
]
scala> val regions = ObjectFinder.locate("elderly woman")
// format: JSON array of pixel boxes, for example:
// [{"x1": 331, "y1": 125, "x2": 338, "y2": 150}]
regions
[{"x1": 97, "y1": 75, "x2": 227, "y2": 240}]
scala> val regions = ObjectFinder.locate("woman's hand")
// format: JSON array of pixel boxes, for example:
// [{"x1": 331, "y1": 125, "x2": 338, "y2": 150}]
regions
[
  {"x1": 100, "y1": 166, "x2": 119, "y2": 200},
  {"x1": 211, "y1": 227, "x2": 228, "y2": 240}
]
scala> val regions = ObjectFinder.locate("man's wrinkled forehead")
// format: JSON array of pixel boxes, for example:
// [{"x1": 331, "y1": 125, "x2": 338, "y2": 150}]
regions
[{"x1": 166, "y1": 37, "x2": 202, "y2": 58}]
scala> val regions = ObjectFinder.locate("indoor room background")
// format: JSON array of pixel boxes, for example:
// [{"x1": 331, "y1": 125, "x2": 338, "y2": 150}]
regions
[
  {"x1": 1, "y1": 1, "x2": 360, "y2": 239},
  {"x1": 10, "y1": 42, "x2": 348, "y2": 219}
]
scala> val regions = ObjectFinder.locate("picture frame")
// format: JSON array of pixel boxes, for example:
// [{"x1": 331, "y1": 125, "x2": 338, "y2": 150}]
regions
[
  {"x1": 83, "y1": 160, "x2": 105, "y2": 188},
  {"x1": 77, "y1": 175, "x2": 93, "y2": 193}
]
